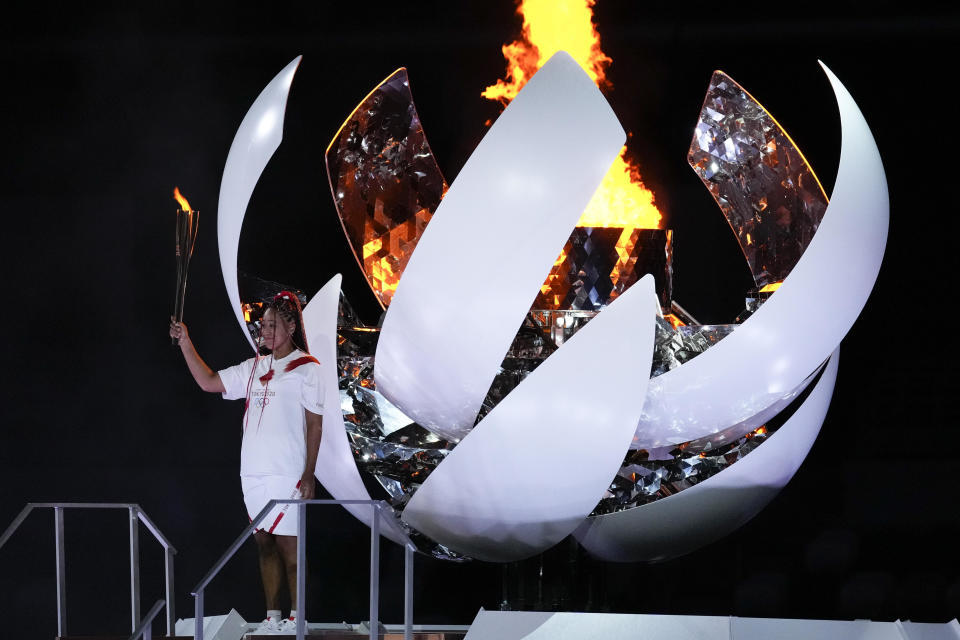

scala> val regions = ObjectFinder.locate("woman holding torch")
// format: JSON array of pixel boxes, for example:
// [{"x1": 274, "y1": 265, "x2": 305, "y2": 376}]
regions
[{"x1": 170, "y1": 292, "x2": 323, "y2": 634}]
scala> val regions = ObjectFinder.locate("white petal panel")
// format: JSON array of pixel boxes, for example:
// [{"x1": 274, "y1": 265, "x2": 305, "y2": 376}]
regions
[
  {"x1": 302, "y1": 275, "x2": 407, "y2": 545},
  {"x1": 375, "y1": 51, "x2": 625, "y2": 442},
  {"x1": 576, "y1": 350, "x2": 839, "y2": 562},
  {"x1": 633, "y1": 62, "x2": 887, "y2": 449},
  {"x1": 402, "y1": 276, "x2": 659, "y2": 562},
  {"x1": 217, "y1": 56, "x2": 301, "y2": 351}
]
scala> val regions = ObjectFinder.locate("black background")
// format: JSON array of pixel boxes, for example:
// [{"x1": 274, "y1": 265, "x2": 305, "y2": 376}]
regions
[{"x1": 2, "y1": 1, "x2": 958, "y2": 636}]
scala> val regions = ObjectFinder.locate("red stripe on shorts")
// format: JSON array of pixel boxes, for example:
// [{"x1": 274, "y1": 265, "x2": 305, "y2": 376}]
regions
[
  {"x1": 264, "y1": 480, "x2": 303, "y2": 534},
  {"x1": 267, "y1": 511, "x2": 285, "y2": 534}
]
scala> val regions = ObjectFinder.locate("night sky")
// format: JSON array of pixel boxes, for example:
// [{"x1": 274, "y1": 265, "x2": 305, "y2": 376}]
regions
[{"x1": 1, "y1": 2, "x2": 958, "y2": 636}]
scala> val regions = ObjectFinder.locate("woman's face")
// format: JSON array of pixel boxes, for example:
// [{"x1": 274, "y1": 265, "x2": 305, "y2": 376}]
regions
[{"x1": 260, "y1": 308, "x2": 294, "y2": 352}]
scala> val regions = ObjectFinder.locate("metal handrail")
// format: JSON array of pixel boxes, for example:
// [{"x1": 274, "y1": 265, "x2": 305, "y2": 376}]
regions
[
  {"x1": 0, "y1": 502, "x2": 177, "y2": 637},
  {"x1": 190, "y1": 498, "x2": 418, "y2": 640},
  {"x1": 127, "y1": 599, "x2": 166, "y2": 640}
]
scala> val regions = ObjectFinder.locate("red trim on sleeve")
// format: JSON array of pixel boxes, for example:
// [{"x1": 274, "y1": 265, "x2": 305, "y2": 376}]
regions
[{"x1": 285, "y1": 355, "x2": 319, "y2": 372}]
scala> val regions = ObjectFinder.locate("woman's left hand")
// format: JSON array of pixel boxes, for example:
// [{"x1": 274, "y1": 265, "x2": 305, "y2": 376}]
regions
[{"x1": 299, "y1": 471, "x2": 315, "y2": 500}]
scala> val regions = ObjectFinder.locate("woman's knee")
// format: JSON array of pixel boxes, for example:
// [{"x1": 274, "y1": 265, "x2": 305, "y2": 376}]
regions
[
  {"x1": 254, "y1": 530, "x2": 277, "y2": 551},
  {"x1": 274, "y1": 535, "x2": 298, "y2": 564}
]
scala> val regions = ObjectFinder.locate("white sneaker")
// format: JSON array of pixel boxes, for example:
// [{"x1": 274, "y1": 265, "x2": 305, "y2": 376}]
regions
[
  {"x1": 252, "y1": 616, "x2": 283, "y2": 635},
  {"x1": 276, "y1": 617, "x2": 307, "y2": 635}
]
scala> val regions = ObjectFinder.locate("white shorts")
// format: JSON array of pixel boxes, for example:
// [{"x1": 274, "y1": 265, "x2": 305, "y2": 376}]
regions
[{"x1": 241, "y1": 474, "x2": 303, "y2": 537}]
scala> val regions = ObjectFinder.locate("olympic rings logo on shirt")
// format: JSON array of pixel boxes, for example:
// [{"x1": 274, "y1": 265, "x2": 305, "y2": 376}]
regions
[{"x1": 250, "y1": 389, "x2": 275, "y2": 409}]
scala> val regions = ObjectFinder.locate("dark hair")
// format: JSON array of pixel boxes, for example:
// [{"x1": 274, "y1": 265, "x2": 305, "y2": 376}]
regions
[{"x1": 266, "y1": 290, "x2": 309, "y2": 354}]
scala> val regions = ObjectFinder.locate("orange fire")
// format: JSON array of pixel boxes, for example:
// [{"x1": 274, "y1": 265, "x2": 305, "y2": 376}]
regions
[
  {"x1": 483, "y1": 0, "x2": 662, "y2": 231},
  {"x1": 173, "y1": 186, "x2": 193, "y2": 213},
  {"x1": 662, "y1": 313, "x2": 686, "y2": 329},
  {"x1": 482, "y1": 0, "x2": 612, "y2": 105},
  {"x1": 578, "y1": 147, "x2": 661, "y2": 229}
]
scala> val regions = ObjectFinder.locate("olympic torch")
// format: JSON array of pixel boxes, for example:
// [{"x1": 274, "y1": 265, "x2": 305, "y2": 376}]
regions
[{"x1": 172, "y1": 187, "x2": 199, "y2": 345}]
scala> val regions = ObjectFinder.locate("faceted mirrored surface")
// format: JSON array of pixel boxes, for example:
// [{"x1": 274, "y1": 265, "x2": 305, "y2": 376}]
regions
[
  {"x1": 336, "y1": 321, "x2": 463, "y2": 559},
  {"x1": 591, "y1": 423, "x2": 773, "y2": 515},
  {"x1": 651, "y1": 318, "x2": 737, "y2": 378},
  {"x1": 337, "y1": 296, "x2": 738, "y2": 556},
  {"x1": 535, "y1": 228, "x2": 672, "y2": 311},
  {"x1": 592, "y1": 354, "x2": 827, "y2": 516},
  {"x1": 328, "y1": 68, "x2": 671, "y2": 315},
  {"x1": 326, "y1": 69, "x2": 448, "y2": 308},
  {"x1": 688, "y1": 71, "x2": 829, "y2": 288}
]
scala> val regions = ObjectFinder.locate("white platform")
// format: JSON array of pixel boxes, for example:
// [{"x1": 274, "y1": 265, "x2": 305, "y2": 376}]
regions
[
  {"x1": 175, "y1": 609, "x2": 247, "y2": 639},
  {"x1": 463, "y1": 610, "x2": 960, "y2": 640},
  {"x1": 174, "y1": 612, "x2": 470, "y2": 639}
]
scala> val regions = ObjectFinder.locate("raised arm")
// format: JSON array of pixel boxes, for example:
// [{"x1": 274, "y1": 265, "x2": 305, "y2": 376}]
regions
[
  {"x1": 170, "y1": 317, "x2": 226, "y2": 394},
  {"x1": 300, "y1": 409, "x2": 323, "y2": 500}
]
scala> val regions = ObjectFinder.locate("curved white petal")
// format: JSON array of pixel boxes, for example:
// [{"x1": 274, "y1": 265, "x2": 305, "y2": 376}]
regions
[
  {"x1": 401, "y1": 276, "x2": 659, "y2": 562},
  {"x1": 576, "y1": 350, "x2": 839, "y2": 562},
  {"x1": 633, "y1": 62, "x2": 887, "y2": 449},
  {"x1": 302, "y1": 275, "x2": 407, "y2": 545},
  {"x1": 375, "y1": 51, "x2": 625, "y2": 442},
  {"x1": 218, "y1": 56, "x2": 301, "y2": 351}
]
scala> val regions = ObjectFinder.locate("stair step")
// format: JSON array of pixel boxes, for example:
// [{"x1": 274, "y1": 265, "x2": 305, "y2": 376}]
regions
[
  {"x1": 55, "y1": 632, "x2": 463, "y2": 639},
  {"x1": 244, "y1": 631, "x2": 466, "y2": 640},
  {"x1": 56, "y1": 637, "x2": 192, "y2": 640},
  {"x1": 245, "y1": 635, "x2": 464, "y2": 639}
]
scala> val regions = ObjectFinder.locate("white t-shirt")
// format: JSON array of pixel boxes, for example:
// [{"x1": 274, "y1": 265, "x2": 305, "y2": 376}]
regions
[{"x1": 219, "y1": 348, "x2": 325, "y2": 477}]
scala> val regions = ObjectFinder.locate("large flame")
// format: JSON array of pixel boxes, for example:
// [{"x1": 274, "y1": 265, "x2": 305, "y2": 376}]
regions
[
  {"x1": 173, "y1": 186, "x2": 193, "y2": 213},
  {"x1": 481, "y1": 0, "x2": 612, "y2": 105},
  {"x1": 483, "y1": 0, "x2": 662, "y2": 230}
]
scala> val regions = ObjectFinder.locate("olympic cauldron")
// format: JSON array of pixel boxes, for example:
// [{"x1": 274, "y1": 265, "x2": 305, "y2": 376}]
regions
[{"x1": 217, "y1": 53, "x2": 888, "y2": 563}]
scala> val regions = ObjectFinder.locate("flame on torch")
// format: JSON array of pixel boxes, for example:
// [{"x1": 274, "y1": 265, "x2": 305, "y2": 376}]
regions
[
  {"x1": 172, "y1": 187, "x2": 199, "y2": 342},
  {"x1": 173, "y1": 186, "x2": 193, "y2": 213}
]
